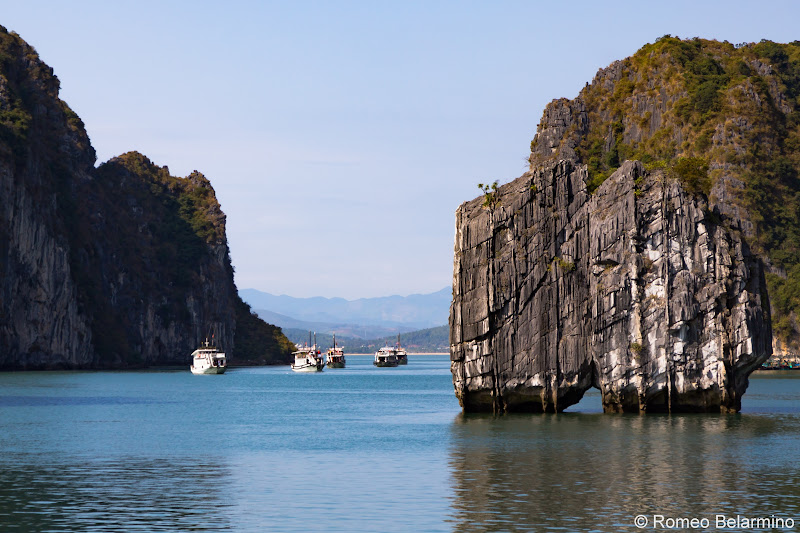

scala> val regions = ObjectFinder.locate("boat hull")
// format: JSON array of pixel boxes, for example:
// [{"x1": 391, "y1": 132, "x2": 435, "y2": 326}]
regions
[
  {"x1": 397, "y1": 356, "x2": 408, "y2": 365},
  {"x1": 191, "y1": 365, "x2": 226, "y2": 375},
  {"x1": 326, "y1": 361, "x2": 345, "y2": 368},
  {"x1": 373, "y1": 361, "x2": 398, "y2": 368},
  {"x1": 291, "y1": 363, "x2": 323, "y2": 372}
]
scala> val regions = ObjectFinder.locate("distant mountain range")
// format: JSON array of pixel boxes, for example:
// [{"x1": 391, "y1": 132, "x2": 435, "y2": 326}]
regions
[
  {"x1": 239, "y1": 287, "x2": 451, "y2": 331},
  {"x1": 248, "y1": 309, "x2": 415, "y2": 339},
  {"x1": 282, "y1": 325, "x2": 449, "y2": 354}
]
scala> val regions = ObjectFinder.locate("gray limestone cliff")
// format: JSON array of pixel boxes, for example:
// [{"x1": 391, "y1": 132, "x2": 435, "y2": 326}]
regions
[
  {"x1": 0, "y1": 27, "x2": 292, "y2": 369},
  {"x1": 449, "y1": 37, "x2": 792, "y2": 413},
  {"x1": 450, "y1": 160, "x2": 771, "y2": 413}
]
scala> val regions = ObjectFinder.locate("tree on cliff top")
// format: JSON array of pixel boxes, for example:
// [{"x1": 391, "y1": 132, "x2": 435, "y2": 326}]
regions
[{"x1": 234, "y1": 299, "x2": 295, "y2": 364}]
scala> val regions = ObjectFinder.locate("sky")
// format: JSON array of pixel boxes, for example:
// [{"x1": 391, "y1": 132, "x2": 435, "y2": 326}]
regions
[{"x1": 3, "y1": 1, "x2": 799, "y2": 298}]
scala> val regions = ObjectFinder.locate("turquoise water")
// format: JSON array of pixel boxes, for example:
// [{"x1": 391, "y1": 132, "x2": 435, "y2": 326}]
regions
[{"x1": 1, "y1": 355, "x2": 799, "y2": 532}]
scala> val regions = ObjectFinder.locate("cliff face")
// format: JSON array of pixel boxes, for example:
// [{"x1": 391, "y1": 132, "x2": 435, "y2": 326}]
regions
[
  {"x1": 65, "y1": 153, "x2": 240, "y2": 367},
  {"x1": 450, "y1": 36, "x2": 789, "y2": 413},
  {"x1": 451, "y1": 161, "x2": 770, "y2": 413},
  {"x1": 531, "y1": 37, "x2": 800, "y2": 354},
  {"x1": 0, "y1": 28, "x2": 95, "y2": 367},
  {"x1": 0, "y1": 27, "x2": 292, "y2": 368}
]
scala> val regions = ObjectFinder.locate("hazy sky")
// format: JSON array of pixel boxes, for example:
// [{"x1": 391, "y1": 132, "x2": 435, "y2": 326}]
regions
[{"x1": 4, "y1": 1, "x2": 799, "y2": 298}]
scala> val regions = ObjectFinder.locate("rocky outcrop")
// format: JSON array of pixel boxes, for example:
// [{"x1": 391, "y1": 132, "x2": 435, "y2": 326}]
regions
[
  {"x1": 0, "y1": 28, "x2": 96, "y2": 368},
  {"x1": 450, "y1": 160, "x2": 771, "y2": 413},
  {"x1": 450, "y1": 37, "x2": 791, "y2": 413},
  {"x1": 61, "y1": 153, "x2": 240, "y2": 368},
  {"x1": 0, "y1": 27, "x2": 292, "y2": 368}
]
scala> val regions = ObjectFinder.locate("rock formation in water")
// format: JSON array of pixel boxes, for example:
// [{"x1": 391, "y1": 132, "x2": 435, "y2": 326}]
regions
[
  {"x1": 449, "y1": 36, "x2": 799, "y2": 412},
  {"x1": 0, "y1": 26, "x2": 294, "y2": 368}
]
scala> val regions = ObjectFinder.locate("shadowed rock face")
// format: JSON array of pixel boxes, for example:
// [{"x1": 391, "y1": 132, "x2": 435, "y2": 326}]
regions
[
  {"x1": 0, "y1": 27, "x2": 293, "y2": 369},
  {"x1": 450, "y1": 160, "x2": 771, "y2": 413},
  {"x1": 0, "y1": 27, "x2": 237, "y2": 368}
]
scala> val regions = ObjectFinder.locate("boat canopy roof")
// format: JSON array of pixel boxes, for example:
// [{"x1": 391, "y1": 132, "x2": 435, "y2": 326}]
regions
[{"x1": 192, "y1": 348, "x2": 224, "y2": 356}]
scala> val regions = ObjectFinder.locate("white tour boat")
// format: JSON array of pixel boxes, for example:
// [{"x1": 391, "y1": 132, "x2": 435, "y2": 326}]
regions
[
  {"x1": 291, "y1": 333, "x2": 324, "y2": 372},
  {"x1": 374, "y1": 345, "x2": 399, "y2": 367},
  {"x1": 326, "y1": 334, "x2": 346, "y2": 368},
  {"x1": 291, "y1": 347, "x2": 324, "y2": 372},
  {"x1": 190, "y1": 339, "x2": 227, "y2": 374}
]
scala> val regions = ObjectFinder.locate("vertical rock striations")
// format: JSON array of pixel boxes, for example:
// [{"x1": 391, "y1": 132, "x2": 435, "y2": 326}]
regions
[
  {"x1": 528, "y1": 37, "x2": 800, "y2": 355},
  {"x1": 450, "y1": 36, "x2": 796, "y2": 413},
  {"x1": 0, "y1": 28, "x2": 96, "y2": 368},
  {"x1": 450, "y1": 160, "x2": 770, "y2": 413}
]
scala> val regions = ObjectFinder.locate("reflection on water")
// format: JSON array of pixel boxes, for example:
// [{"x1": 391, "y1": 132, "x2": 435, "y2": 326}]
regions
[
  {"x1": 3, "y1": 360, "x2": 800, "y2": 531},
  {"x1": 0, "y1": 456, "x2": 233, "y2": 532},
  {"x1": 0, "y1": 359, "x2": 459, "y2": 532},
  {"x1": 448, "y1": 413, "x2": 800, "y2": 531}
]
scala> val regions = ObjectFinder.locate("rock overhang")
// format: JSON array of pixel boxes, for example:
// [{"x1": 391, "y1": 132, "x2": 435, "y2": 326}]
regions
[{"x1": 449, "y1": 160, "x2": 770, "y2": 414}]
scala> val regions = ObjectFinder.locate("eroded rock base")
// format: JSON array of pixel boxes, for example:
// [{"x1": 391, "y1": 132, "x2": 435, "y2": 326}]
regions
[{"x1": 450, "y1": 161, "x2": 770, "y2": 414}]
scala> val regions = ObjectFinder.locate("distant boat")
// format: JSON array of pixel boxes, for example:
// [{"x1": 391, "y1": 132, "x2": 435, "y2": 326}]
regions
[
  {"x1": 374, "y1": 344, "x2": 399, "y2": 367},
  {"x1": 190, "y1": 338, "x2": 227, "y2": 374},
  {"x1": 326, "y1": 334, "x2": 346, "y2": 368},
  {"x1": 760, "y1": 353, "x2": 800, "y2": 370},
  {"x1": 291, "y1": 347, "x2": 324, "y2": 372},
  {"x1": 291, "y1": 332, "x2": 324, "y2": 372},
  {"x1": 395, "y1": 334, "x2": 408, "y2": 365}
]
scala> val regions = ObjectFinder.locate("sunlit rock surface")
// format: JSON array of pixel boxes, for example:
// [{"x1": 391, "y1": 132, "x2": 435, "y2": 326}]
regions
[{"x1": 450, "y1": 160, "x2": 771, "y2": 413}]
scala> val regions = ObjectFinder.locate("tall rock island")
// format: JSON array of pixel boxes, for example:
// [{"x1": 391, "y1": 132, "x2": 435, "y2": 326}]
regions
[
  {"x1": 0, "y1": 27, "x2": 294, "y2": 368},
  {"x1": 450, "y1": 37, "x2": 800, "y2": 413}
]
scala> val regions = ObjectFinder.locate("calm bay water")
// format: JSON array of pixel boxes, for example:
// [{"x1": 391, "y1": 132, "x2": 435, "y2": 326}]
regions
[{"x1": 1, "y1": 354, "x2": 799, "y2": 532}]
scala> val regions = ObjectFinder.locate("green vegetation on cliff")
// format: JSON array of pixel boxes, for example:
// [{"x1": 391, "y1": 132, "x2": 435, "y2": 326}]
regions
[
  {"x1": 0, "y1": 29, "x2": 35, "y2": 156},
  {"x1": 73, "y1": 151, "x2": 293, "y2": 364},
  {"x1": 234, "y1": 300, "x2": 294, "y2": 364},
  {"x1": 530, "y1": 36, "x2": 800, "y2": 350},
  {"x1": 0, "y1": 28, "x2": 93, "y2": 166},
  {"x1": 73, "y1": 153, "x2": 232, "y2": 361}
]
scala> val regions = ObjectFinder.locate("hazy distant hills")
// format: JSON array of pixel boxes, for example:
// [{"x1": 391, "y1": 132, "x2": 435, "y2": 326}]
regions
[
  {"x1": 249, "y1": 309, "x2": 413, "y2": 340},
  {"x1": 239, "y1": 288, "x2": 451, "y2": 330},
  {"x1": 239, "y1": 288, "x2": 452, "y2": 352},
  {"x1": 282, "y1": 326, "x2": 449, "y2": 354}
]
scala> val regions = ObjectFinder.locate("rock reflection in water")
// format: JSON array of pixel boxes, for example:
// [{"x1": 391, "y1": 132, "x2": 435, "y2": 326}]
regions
[
  {"x1": 0, "y1": 456, "x2": 233, "y2": 532},
  {"x1": 448, "y1": 413, "x2": 800, "y2": 531}
]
